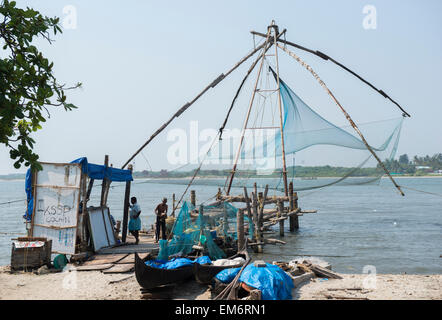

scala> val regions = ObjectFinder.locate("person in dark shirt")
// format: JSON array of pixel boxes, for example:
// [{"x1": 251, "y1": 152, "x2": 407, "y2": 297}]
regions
[{"x1": 154, "y1": 198, "x2": 168, "y2": 243}]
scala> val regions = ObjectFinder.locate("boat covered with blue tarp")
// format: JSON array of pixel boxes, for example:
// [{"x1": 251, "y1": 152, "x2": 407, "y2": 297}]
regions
[{"x1": 215, "y1": 263, "x2": 294, "y2": 300}]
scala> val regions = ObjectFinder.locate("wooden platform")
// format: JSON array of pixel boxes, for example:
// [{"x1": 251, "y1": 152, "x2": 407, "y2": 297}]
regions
[
  {"x1": 76, "y1": 232, "x2": 158, "y2": 273},
  {"x1": 97, "y1": 232, "x2": 159, "y2": 255}
]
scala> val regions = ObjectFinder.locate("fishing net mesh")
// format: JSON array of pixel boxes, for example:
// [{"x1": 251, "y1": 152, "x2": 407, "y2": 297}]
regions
[
  {"x1": 143, "y1": 65, "x2": 404, "y2": 195},
  {"x1": 159, "y1": 201, "x2": 253, "y2": 260}
]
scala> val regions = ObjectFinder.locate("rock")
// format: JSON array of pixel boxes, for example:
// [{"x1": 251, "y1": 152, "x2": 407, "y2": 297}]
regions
[{"x1": 37, "y1": 265, "x2": 49, "y2": 275}]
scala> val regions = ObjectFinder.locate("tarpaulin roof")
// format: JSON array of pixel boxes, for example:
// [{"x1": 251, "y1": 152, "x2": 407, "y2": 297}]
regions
[{"x1": 70, "y1": 157, "x2": 133, "y2": 182}]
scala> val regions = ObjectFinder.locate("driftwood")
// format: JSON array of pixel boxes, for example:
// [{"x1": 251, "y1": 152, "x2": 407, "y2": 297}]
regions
[
  {"x1": 307, "y1": 263, "x2": 343, "y2": 279},
  {"x1": 300, "y1": 210, "x2": 317, "y2": 214},
  {"x1": 108, "y1": 274, "x2": 134, "y2": 284},
  {"x1": 324, "y1": 294, "x2": 369, "y2": 300},
  {"x1": 264, "y1": 238, "x2": 286, "y2": 245}
]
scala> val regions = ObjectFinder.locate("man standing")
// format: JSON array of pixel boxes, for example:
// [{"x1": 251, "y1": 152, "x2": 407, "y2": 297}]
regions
[
  {"x1": 155, "y1": 198, "x2": 168, "y2": 243},
  {"x1": 129, "y1": 196, "x2": 141, "y2": 244}
]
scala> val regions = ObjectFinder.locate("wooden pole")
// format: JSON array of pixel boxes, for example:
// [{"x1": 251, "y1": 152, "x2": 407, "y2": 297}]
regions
[
  {"x1": 243, "y1": 187, "x2": 253, "y2": 229},
  {"x1": 226, "y1": 29, "x2": 272, "y2": 195},
  {"x1": 271, "y1": 23, "x2": 289, "y2": 196},
  {"x1": 190, "y1": 190, "x2": 196, "y2": 207},
  {"x1": 251, "y1": 30, "x2": 411, "y2": 118},
  {"x1": 122, "y1": 164, "x2": 133, "y2": 243},
  {"x1": 172, "y1": 193, "x2": 176, "y2": 217},
  {"x1": 100, "y1": 155, "x2": 109, "y2": 207},
  {"x1": 277, "y1": 200, "x2": 285, "y2": 237},
  {"x1": 289, "y1": 181, "x2": 296, "y2": 232},
  {"x1": 223, "y1": 203, "x2": 229, "y2": 238},
  {"x1": 258, "y1": 185, "x2": 268, "y2": 245},
  {"x1": 237, "y1": 208, "x2": 245, "y2": 251},
  {"x1": 80, "y1": 173, "x2": 88, "y2": 246},
  {"x1": 251, "y1": 192, "x2": 262, "y2": 253},
  {"x1": 121, "y1": 39, "x2": 273, "y2": 170},
  {"x1": 293, "y1": 192, "x2": 299, "y2": 229}
]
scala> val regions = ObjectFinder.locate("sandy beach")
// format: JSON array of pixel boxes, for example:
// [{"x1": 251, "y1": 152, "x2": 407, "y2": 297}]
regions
[{"x1": 0, "y1": 265, "x2": 440, "y2": 300}]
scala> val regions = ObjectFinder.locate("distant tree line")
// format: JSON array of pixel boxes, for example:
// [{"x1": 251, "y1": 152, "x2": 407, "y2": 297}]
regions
[
  {"x1": 381, "y1": 153, "x2": 442, "y2": 175},
  {"x1": 130, "y1": 153, "x2": 442, "y2": 179},
  {"x1": 5, "y1": 153, "x2": 439, "y2": 180}
]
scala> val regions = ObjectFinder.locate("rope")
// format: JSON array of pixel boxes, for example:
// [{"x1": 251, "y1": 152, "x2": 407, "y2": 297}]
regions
[
  {"x1": 174, "y1": 131, "x2": 222, "y2": 212},
  {"x1": 400, "y1": 185, "x2": 442, "y2": 198},
  {"x1": 0, "y1": 199, "x2": 26, "y2": 206},
  {"x1": 276, "y1": 44, "x2": 405, "y2": 197}
]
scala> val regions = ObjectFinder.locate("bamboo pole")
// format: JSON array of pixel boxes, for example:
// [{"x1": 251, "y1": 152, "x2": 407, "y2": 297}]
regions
[
  {"x1": 226, "y1": 29, "x2": 272, "y2": 195},
  {"x1": 271, "y1": 22, "x2": 289, "y2": 196},
  {"x1": 250, "y1": 30, "x2": 410, "y2": 118},
  {"x1": 121, "y1": 39, "x2": 273, "y2": 170}
]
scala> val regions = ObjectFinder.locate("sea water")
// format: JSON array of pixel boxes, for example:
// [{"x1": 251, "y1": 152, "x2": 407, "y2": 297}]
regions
[{"x1": 0, "y1": 177, "x2": 441, "y2": 274}]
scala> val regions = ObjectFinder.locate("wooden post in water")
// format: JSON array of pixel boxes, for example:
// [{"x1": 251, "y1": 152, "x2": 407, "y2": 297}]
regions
[
  {"x1": 277, "y1": 199, "x2": 285, "y2": 237},
  {"x1": 237, "y1": 208, "x2": 245, "y2": 251},
  {"x1": 293, "y1": 192, "x2": 299, "y2": 229},
  {"x1": 100, "y1": 155, "x2": 109, "y2": 207},
  {"x1": 258, "y1": 185, "x2": 268, "y2": 246},
  {"x1": 243, "y1": 187, "x2": 253, "y2": 236},
  {"x1": 223, "y1": 203, "x2": 229, "y2": 238},
  {"x1": 252, "y1": 192, "x2": 263, "y2": 253},
  {"x1": 190, "y1": 190, "x2": 196, "y2": 207},
  {"x1": 122, "y1": 164, "x2": 133, "y2": 243},
  {"x1": 172, "y1": 193, "x2": 176, "y2": 217},
  {"x1": 289, "y1": 182, "x2": 295, "y2": 232}
]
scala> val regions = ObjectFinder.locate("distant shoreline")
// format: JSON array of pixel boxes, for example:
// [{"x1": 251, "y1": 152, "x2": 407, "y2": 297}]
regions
[{"x1": 1, "y1": 175, "x2": 442, "y2": 182}]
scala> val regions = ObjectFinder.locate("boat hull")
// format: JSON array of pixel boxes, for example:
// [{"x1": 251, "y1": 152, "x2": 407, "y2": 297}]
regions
[{"x1": 134, "y1": 252, "x2": 194, "y2": 290}]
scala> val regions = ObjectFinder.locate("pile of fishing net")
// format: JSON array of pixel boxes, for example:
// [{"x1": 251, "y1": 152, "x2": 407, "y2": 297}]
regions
[{"x1": 158, "y1": 201, "x2": 253, "y2": 260}]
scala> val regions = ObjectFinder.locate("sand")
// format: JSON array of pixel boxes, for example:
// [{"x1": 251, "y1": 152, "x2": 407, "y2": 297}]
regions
[
  {"x1": 0, "y1": 265, "x2": 440, "y2": 300},
  {"x1": 293, "y1": 274, "x2": 442, "y2": 300}
]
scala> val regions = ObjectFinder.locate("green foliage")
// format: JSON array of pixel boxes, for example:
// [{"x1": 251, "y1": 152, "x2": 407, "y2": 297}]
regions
[
  {"x1": 412, "y1": 153, "x2": 442, "y2": 170},
  {"x1": 132, "y1": 153, "x2": 442, "y2": 179},
  {"x1": 382, "y1": 153, "x2": 442, "y2": 174},
  {"x1": 0, "y1": 0, "x2": 80, "y2": 171}
]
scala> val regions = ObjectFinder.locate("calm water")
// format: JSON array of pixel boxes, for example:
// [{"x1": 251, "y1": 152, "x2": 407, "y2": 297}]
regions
[{"x1": 1, "y1": 177, "x2": 441, "y2": 274}]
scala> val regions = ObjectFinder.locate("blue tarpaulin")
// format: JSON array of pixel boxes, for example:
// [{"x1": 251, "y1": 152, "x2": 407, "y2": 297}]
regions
[
  {"x1": 215, "y1": 263, "x2": 294, "y2": 300},
  {"x1": 215, "y1": 267, "x2": 241, "y2": 284},
  {"x1": 24, "y1": 157, "x2": 133, "y2": 221},
  {"x1": 70, "y1": 157, "x2": 133, "y2": 182},
  {"x1": 144, "y1": 256, "x2": 212, "y2": 270}
]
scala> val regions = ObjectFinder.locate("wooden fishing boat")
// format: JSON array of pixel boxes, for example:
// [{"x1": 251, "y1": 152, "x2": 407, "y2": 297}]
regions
[
  {"x1": 134, "y1": 252, "x2": 194, "y2": 290},
  {"x1": 193, "y1": 250, "x2": 249, "y2": 284}
]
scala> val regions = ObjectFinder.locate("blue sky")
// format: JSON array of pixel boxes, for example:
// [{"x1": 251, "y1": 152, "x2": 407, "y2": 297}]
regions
[{"x1": 1, "y1": 0, "x2": 441, "y2": 174}]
